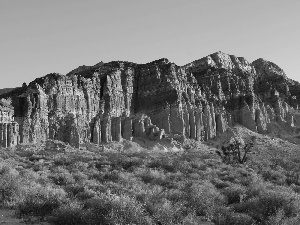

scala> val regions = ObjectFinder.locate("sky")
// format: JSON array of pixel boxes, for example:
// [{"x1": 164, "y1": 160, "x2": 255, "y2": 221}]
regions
[{"x1": 0, "y1": 0, "x2": 300, "y2": 88}]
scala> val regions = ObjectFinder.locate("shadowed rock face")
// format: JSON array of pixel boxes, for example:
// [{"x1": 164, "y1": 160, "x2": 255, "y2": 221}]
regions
[{"x1": 0, "y1": 52, "x2": 299, "y2": 147}]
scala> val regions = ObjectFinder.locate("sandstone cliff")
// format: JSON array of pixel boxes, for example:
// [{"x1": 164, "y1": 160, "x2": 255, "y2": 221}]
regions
[{"x1": 0, "y1": 51, "x2": 299, "y2": 147}]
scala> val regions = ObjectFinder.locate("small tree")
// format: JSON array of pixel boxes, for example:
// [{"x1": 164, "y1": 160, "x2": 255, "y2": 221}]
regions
[{"x1": 216, "y1": 139, "x2": 254, "y2": 164}]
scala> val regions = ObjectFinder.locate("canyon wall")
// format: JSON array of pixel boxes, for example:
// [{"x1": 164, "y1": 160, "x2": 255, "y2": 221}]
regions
[{"x1": 1, "y1": 51, "x2": 299, "y2": 147}]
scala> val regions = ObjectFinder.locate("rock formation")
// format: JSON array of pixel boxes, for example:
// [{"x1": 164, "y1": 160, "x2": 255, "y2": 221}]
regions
[
  {"x1": 1, "y1": 51, "x2": 300, "y2": 148},
  {"x1": 0, "y1": 98, "x2": 19, "y2": 147}
]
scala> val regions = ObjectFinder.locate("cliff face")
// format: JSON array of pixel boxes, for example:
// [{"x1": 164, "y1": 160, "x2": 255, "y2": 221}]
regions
[
  {"x1": 1, "y1": 51, "x2": 299, "y2": 147},
  {"x1": 0, "y1": 98, "x2": 19, "y2": 147}
]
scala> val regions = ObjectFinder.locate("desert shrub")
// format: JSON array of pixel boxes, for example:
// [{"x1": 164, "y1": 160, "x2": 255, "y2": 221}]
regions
[
  {"x1": 232, "y1": 189, "x2": 300, "y2": 224},
  {"x1": 51, "y1": 200, "x2": 86, "y2": 225},
  {"x1": 286, "y1": 171, "x2": 300, "y2": 186},
  {"x1": 222, "y1": 184, "x2": 247, "y2": 204},
  {"x1": 70, "y1": 162, "x2": 89, "y2": 172},
  {"x1": 266, "y1": 209, "x2": 286, "y2": 225},
  {"x1": 106, "y1": 194, "x2": 152, "y2": 225},
  {"x1": 151, "y1": 199, "x2": 187, "y2": 225},
  {"x1": 0, "y1": 175, "x2": 21, "y2": 204},
  {"x1": 72, "y1": 171, "x2": 88, "y2": 183},
  {"x1": 258, "y1": 190, "x2": 300, "y2": 218},
  {"x1": 190, "y1": 161, "x2": 207, "y2": 171},
  {"x1": 243, "y1": 174, "x2": 266, "y2": 199},
  {"x1": 84, "y1": 193, "x2": 152, "y2": 225},
  {"x1": 182, "y1": 212, "x2": 202, "y2": 225},
  {"x1": 18, "y1": 185, "x2": 68, "y2": 217},
  {"x1": 19, "y1": 169, "x2": 39, "y2": 181},
  {"x1": 15, "y1": 147, "x2": 35, "y2": 158},
  {"x1": 290, "y1": 184, "x2": 300, "y2": 193},
  {"x1": 118, "y1": 156, "x2": 145, "y2": 171},
  {"x1": 273, "y1": 216, "x2": 300, "y2": 225},
  {"x1": 36, "y1": 171, "x2": 51, "y2": 185},
  {"x1": 53, "y1": 154, "x2": 72, "y2": 166},
  {"x1": 261, "y1": 168, "x2": 286, "y2": 185},
  {"x1": 48, "y1": 168, "x2": 75, "y2": 186},
  {"x1": 0, "y1": 163, "x2": 22, "y2": 205},
  {"x1": 211, "y1": 178, "x2": 231, "y2": 189},
  {"x1": 84, "y1": 179, "x2": 106, "y2": 193},
  {"x1": 147, "y1": 156, "x2": 176, "y2": 173},
  {"x1": 164, "y1": 188, "x2": 185, "y2": 202},
  {"x1": 135, "y1": 184, "x2": 163, "y2": 199},
  {"x1": 76, "y1": 188, "x2": 97, "y2": 201},
  {"x1": 101, "y1": 170, "x2": 119, "y2": 182},
  {"x1": 0, "y1": 161, "x2": 18, "y2": 175},
  {"x1": 215, "y1": 166, "x2": 255, "y2": 187},
  {"x1": 136, "y1": 168, "x2": 166, "y2": 184},
  {"x1": 186, "y1": 181, "x2": 226, "y2": 220},
  {"x1": 135, "y1": 168, "x2": 172, "y2": 188},
  {"x1": 69, "y1": 151, "x2": 95, "y2": 163},
  {"x1": 213, "y1": 206, "x2": 255, "y2": 225},
  {"x1": 64, "y1": 184, "x2": 85, "y2": 196},
  {"x1": 218, "y1": 172, "x2": 236, "y2": 182}
]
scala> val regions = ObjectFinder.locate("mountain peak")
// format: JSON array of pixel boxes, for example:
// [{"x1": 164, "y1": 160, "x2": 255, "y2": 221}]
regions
[{"x1": 252, "y1": 58, "x2": 286, "y2": 79}]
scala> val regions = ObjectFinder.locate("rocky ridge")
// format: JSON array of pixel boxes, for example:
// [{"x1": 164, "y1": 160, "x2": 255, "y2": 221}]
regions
[{"x1": 1, "y1": 51, "x2": 300, "y2": 148}]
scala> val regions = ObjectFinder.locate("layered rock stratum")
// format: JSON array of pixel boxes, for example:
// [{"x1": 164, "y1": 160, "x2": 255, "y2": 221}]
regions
[{"x1": 1, "y1": 51, "x2": 300, "y2": 148}]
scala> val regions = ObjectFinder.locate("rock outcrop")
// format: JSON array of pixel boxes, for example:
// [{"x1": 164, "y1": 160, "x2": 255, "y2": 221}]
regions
[
  {"x1": 0, "y1": 51, "x2": 299, "y2": 148},
  {"x1": 0, "y1": 98, "x2": 19, "y2": 147}
]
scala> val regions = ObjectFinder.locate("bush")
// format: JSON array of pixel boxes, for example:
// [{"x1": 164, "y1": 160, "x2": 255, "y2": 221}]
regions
[
  {"x1": 151, "y1": 199, "x2": 187, "y2": 225},
  {"x1": 214, "y1": 206, "x2": 255, "y2": 225},
  {"x1": 83, "y1": 193, "x2": 152, "y2": 225},
  {"x1": 64, "y1": 184, "x2": 85, "y2": 196},
  {"x1": 136, "y1": 168, "x2": 168, "y2": 186},
  {"x1": 72, "y1": 171, "x2": 88, "y2": 183},
  {"x1": 261, "y1": 169, "x2": 286, "y2": 185},
  {"x1": 182, "y1": 212, "x2": 202, "y2": 225},
  {"x1": 51, "y1": 200, "x2": 85, "y2": 225},
  {"x1": 49, "y1": 169, "x2": 75, "y2": 186},
  {"x1": 0, "y1": 163, "x2": 22, "y2": 205},
  {"x1": 187, "y1": 181, "x2": 226, "y2": 220},
  {"x1": 76, "y1": 190, "x2": 97, "y2": 201},
  {"x1": 18, "y1": 184, "x2": 67, "y2": 217},
  {"x1": 232, "y1": 189, "x2": 300, "y2": 224},
  {"x1": 286, "y1": 171, "x2": 300, "y2": 186},
  {"x1": 222, "y1": 184, "x2": 247, "y2": 204},
  {"x1": 211, "y1": 178, "x2": 231, "y2": 189}
]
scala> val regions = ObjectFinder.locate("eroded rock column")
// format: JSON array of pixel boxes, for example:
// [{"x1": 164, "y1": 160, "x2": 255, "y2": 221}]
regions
[
  {"x1": 101, "y1": 116, "x2": 112, "y2": 143},
  {"x1": 195, "y1": 106, "x2": 203, "y2": 141},
  {"x1": 93, "y1": 119, "x2": 101, "y2": 144},
  {"x1": 122, "y1": 117, "x2": 133, "y2": 140},
  {"x1": 216, "y1": 113, "x2": 227, "y2": 134},
  {"x1": 111, "y1": 117, "x2": 122, "y2": 142},
  {"x1": 2, "y1": 123, "x2": 7, "y2": 148},
  {"x1": 188, "y1": 106, "x2": 196, "y2": 139}
]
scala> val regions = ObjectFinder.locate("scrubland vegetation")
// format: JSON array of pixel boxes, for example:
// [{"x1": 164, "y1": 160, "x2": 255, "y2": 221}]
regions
[{"x1": 1, "y1": 135, "x2": 300, "y2": 225}]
